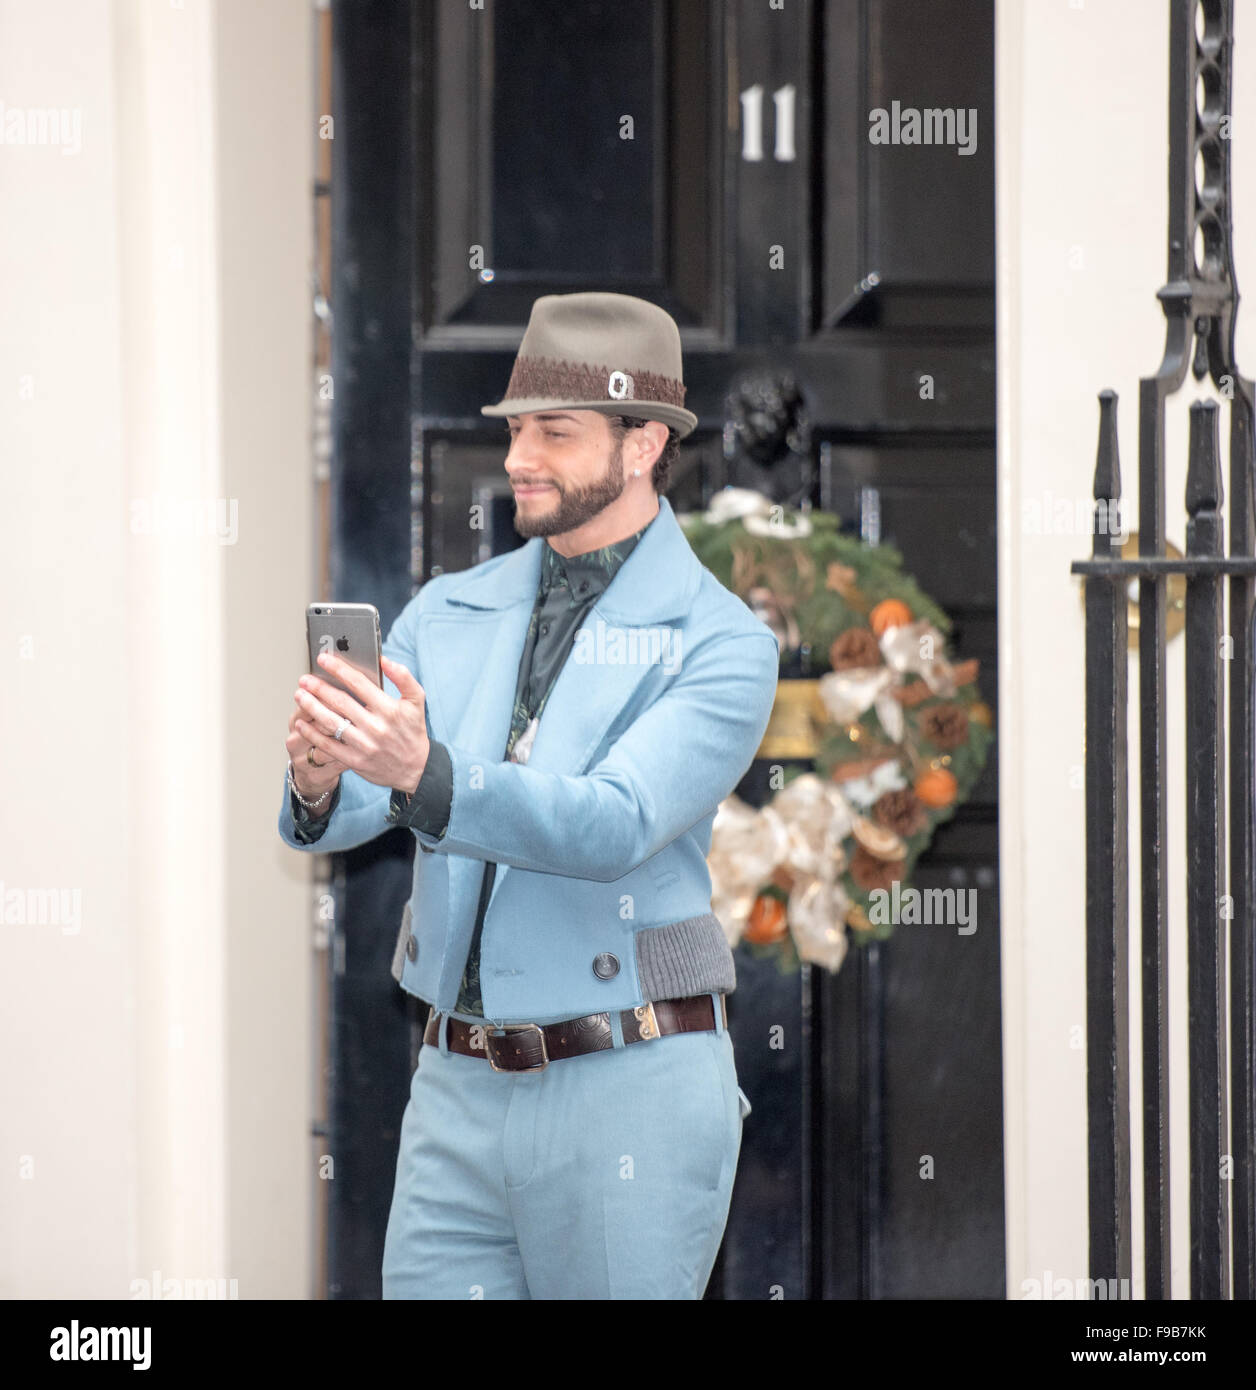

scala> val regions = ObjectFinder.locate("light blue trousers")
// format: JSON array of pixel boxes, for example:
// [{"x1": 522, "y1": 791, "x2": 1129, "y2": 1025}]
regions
[{"x1": 381, "y1": 992, "x2": 750, "y2": 1299}]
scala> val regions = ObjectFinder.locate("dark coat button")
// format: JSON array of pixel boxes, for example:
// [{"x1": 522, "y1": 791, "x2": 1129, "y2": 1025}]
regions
[
  {"x1": 405, "y1": 934, "x2": 418, "y2": 962},
  {"x1": 592, "y1": 951, "x2": 620, "y2": 980}
]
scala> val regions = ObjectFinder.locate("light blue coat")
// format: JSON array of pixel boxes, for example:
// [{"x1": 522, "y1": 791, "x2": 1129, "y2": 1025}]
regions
[{"x1": 279, "y1": 495, "x2": 781, "y2": 1024}]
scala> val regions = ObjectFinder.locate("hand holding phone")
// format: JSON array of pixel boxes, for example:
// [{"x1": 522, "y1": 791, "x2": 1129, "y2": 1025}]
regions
[{"x1": 295, "y1": 603, "x2": 431, "y2": 797}]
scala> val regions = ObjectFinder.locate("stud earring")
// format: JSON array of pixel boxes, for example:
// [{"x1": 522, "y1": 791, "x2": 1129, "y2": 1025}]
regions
[{"x1": 632, "y1": 469, "x2": 641, "y2": 477}]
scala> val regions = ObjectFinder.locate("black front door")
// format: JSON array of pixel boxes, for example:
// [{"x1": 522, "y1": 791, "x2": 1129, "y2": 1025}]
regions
[{"x1": 328, "y1": 0, "x2": 998, "y2": 1299}]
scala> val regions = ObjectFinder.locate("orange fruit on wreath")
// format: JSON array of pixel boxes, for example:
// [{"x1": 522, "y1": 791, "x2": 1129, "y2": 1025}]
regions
[
  {"x1": 744, "y1": 894, "x2": 789, "y2": 944},
  {"x1": 914, "y1": 767, "x2": 958, "y2": 808},
  {"x1": 869, "y1": 599, "x2": 912, "y2": 635}
]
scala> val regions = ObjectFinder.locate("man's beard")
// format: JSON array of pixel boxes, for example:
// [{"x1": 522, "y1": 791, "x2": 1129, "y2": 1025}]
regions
[{"x1": 511, "y1": 435, "x2": 629, "y2": 539}]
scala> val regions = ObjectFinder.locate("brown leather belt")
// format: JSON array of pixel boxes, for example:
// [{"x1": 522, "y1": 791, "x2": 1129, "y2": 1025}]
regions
[{"x1": 424, "y1": 994, "x2": 727, "y2": 1073}]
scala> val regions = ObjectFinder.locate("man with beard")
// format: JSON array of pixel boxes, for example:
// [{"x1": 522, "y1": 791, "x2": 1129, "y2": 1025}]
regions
[{"x1": 279, "y1": 292, "x2": 779, "y2": 1299}]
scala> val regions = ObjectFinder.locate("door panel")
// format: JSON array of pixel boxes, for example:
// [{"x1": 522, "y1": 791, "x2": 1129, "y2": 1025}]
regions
[{"x1": 422, "y1": 0, "x2": 724, "y2": 335}]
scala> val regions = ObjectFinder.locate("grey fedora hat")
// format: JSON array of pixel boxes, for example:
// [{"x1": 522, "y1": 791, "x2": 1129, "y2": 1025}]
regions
[{"x1": 481, "y1": 291, "x2": 698, "y2": 438}]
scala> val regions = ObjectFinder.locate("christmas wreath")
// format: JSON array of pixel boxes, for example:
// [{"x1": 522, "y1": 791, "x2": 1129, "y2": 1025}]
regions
[{"x1": 677, "y1": 488, "x2": 995, "y2": 974}]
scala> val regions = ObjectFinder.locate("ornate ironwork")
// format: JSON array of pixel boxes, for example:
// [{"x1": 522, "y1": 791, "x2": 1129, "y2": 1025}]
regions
[{"x1": 1070, "y1": 0, "x2": 1256, "y2": 1300}]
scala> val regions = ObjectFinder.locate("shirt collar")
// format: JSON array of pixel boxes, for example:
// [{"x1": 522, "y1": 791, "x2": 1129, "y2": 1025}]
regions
[{"x1": 539, "y1": 511, "x2": 657, "y2": 598}]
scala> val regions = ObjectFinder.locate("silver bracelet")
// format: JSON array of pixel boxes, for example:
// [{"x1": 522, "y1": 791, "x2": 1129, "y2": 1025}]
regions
[{"x1": 287, "y1": 761, "x2": 333, "y2": 813}]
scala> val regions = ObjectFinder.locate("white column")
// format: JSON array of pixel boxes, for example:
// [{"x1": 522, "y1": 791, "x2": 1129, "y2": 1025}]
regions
[{"x1": 0, "y1": 0, "x2": 312, "y2": 1296}]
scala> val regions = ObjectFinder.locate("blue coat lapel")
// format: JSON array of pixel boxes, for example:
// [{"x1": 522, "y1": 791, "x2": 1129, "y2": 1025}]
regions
[{"x1": 416, "y1": 496, "x2": 704, "y2": 913}]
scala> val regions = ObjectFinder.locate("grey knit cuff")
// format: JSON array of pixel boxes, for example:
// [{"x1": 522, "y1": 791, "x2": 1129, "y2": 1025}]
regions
[{"x1": 634, "y1": 913, "x2": 736, "y2": 1000}]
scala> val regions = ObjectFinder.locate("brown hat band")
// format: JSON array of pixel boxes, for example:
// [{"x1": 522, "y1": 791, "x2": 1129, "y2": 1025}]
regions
[{"x1": 502, "y1": 354, "x2": 687, "y2": 410}]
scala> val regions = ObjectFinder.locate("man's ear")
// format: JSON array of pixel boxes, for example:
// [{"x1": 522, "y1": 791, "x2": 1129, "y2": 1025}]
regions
[{"x1": 639, "y1": 421, "x2": 668, "y2": 468}]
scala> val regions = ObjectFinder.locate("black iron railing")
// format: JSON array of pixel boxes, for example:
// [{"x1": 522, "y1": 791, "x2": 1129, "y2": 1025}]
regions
[{"x1": 1070, "y1": 0, "x2": 1256, "y2": 1301}]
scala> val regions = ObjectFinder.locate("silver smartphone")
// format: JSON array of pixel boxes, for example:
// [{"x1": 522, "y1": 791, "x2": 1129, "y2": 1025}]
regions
[{"x1": 306, "y1": 602, "x2": 382, "y2": 699}]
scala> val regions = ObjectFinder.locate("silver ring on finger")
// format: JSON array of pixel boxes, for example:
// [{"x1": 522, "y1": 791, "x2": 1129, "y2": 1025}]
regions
[{"x1": 333, "y1": 715, "x2": 350, "y2": 742}]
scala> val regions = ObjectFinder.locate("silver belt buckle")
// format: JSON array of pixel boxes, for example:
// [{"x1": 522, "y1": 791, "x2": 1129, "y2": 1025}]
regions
[
  {"x1": 485, "y1": 1021, "x2": 549, "y2": 1072},
  {"x1": 633, "y1": 1001, "x2": 661, "y2": 1040}
]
